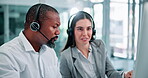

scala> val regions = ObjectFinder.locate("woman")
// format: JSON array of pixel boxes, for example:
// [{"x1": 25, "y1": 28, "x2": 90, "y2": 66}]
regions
[{"x1": 60, "y1": 11, "x2": 132, "y2": 78}]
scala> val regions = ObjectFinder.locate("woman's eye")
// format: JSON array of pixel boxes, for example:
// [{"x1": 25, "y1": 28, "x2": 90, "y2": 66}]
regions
[
  {"x1": 87, "y1": 27, "x2": 92, "y2": 30},
  {"x1": 77, "y1": 27, "x2": 83, "y2": 31},
  {"x1": 78, "y1": 28, "x2": 82, "y2": 30}
]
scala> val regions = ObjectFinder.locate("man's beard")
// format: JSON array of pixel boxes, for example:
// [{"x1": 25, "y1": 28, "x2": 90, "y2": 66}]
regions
[{"x1": 46, "y1": 36, "x2": 58, "y2": 48}]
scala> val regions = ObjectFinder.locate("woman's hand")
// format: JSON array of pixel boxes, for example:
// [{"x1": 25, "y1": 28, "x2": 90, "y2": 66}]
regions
[{"x1": 124, "y1": 70, "x2": 133, "y2": 78}]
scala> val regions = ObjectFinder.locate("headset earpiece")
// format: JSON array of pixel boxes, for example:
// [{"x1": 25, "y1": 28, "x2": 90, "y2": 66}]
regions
[
  {"x1": 67, "y1": 28, "x2": 72, "y2": 36},
  {"x1": 30, "y1": 22, "x2": 40, "y2": 31},
  {"x1": 93, "y1": 29, "x2": 96, "y2": 35},
  {"x1": 30, "y1": 4, "x2": 42, "y2": 32},
  {"x1": 67, "y1": 14, "x2": 76, "y2": 36}
]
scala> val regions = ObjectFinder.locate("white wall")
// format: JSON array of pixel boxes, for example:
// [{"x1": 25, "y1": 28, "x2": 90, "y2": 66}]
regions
[{"x1": 0, "y1": 0, "x2": 76, "y2": 8}]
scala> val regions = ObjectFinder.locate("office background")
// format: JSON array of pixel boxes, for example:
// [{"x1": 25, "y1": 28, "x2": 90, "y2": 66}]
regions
[{"x1": 0, "y1": 0, "x2": 143, "y2": 72}]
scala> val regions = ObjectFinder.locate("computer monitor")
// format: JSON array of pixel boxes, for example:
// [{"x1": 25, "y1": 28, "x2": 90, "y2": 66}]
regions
[{"x1": 133, "y1": 1, "x2": 148, "y2": 78}]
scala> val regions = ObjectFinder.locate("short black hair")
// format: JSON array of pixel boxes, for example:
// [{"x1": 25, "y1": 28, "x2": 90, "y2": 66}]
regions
[{"x1": 24, "y1": 3, "x2": 59, "y2": 29}]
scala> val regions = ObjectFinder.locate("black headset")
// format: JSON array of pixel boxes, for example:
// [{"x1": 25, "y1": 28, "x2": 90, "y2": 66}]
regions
[
  {"x1": 67, "y1": 11, "x2": 96, "y2": 38},
  {"x1": 30, "y1": 4, "x2": 42, "y2": 31}
]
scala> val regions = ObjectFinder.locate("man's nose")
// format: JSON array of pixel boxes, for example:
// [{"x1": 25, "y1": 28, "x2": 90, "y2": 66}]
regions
[{"x1": 56, "y1": 29, "x2": 60, "y2": 35}]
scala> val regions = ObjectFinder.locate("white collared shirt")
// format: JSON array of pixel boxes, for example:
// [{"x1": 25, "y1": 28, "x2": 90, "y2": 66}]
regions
[{"x1": 0, "y1": 31, "x2": 61, "y2": 78}]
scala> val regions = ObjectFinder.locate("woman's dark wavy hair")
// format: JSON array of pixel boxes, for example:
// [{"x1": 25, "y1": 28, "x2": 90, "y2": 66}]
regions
[{"x1": 62, "y1": 11, "x2": 96, "y2": 51}]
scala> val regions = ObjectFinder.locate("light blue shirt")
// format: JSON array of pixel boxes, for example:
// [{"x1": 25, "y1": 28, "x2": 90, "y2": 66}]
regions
[
  {"x1": 0, "y1": 31, "x2": 61, "y2": 78},
  {"x1": 75, "y1": 46, "x2": 98, "y2": 78},
  {"x1": 75, "y1": 46, "x2": 125, "y2": 78}
]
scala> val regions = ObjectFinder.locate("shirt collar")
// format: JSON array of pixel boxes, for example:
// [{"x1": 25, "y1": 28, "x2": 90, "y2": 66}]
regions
[
  {"x1": 75, "y1": 45, "x2": 92, "y2": 54},
  {"x1": 89, "y1": 45, "x2": 92, "y2": 53},
  {"x1": 19, "y1": 30, "x2": 35, "y2": 52},
  {"x1": 19, "y1": 30, "x2": 51, "y2": 53}
]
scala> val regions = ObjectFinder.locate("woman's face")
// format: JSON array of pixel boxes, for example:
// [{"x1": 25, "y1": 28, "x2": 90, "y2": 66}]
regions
[{"x1": 74, "y1": 19, "x2": 93, "y2": 46}]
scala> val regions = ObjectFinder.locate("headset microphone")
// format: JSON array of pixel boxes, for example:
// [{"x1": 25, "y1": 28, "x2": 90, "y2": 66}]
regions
[{"x1": 31, "y1": 22, "x2": 57, "y2": 48}]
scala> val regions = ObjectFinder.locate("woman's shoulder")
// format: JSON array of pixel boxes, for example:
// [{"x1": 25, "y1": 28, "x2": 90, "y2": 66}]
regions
[
  {"x1": 91, "y1": 39, "x2": 105, "y2": 47},
  {"x1": 60, "y1": 47, "x2": 73, "y2": 62},
  {"x1": 91, "y1": 39, "x2": 107, "y2": 54},
  {"x1": 61, "y1": 47, "x2": 71, "y2": 56}
]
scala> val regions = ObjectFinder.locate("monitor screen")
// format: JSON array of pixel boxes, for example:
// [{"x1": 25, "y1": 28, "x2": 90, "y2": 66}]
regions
[{"x1": 133, "y1": 1, "x2": 148, "y2": 78}]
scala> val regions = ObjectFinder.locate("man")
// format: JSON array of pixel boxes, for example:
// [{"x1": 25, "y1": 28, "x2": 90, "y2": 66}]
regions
[{"x1": 0, "y1": 3, "x2": 61, "y2": 78}]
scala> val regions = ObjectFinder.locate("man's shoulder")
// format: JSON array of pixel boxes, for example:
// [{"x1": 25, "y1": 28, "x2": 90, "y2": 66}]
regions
[{"x1": 0, "y1": 37, "x2": 21, "y2": 53}]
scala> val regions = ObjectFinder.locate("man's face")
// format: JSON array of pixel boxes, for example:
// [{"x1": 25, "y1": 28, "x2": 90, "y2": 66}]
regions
[{"x1": 38, "y1": 11, "x2": 61, "y2": 46}]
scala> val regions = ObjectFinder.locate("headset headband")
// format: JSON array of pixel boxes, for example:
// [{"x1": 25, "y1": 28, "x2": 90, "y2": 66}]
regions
[
  {"x1": 34, "y1": 4, "x2": 42, "y2": 22},
  {"x1": 68, "y1": 11, "x2": 95, "y2": 29}
]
